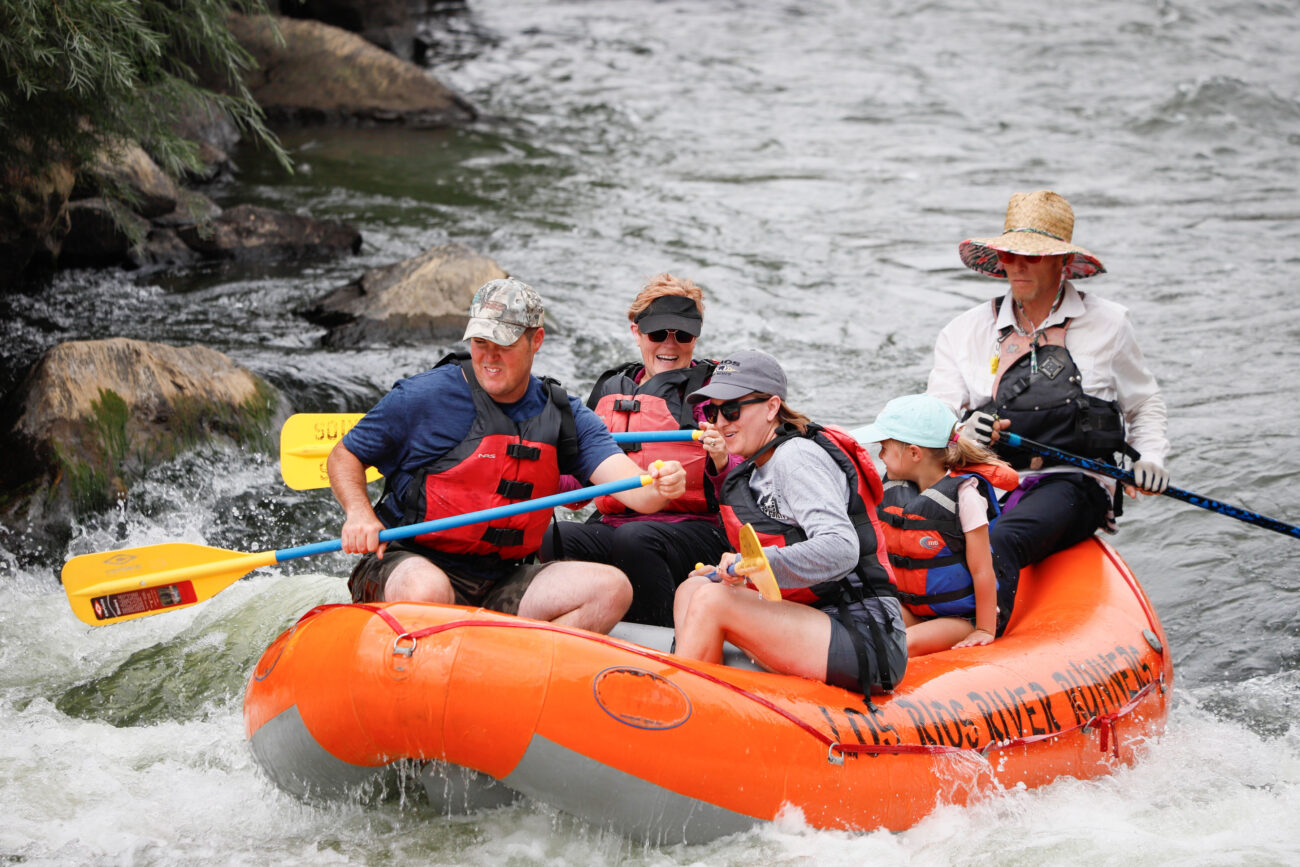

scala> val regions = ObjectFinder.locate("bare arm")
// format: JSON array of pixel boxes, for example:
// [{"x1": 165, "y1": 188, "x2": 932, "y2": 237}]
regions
[
  {"x1": 328, "y1": 441, "x2": 387, "y2": 557},
  {"x1": 953, "y1": 524, "x2": 997, "y2": 647},
  {"x1": 589, "y1": 453, "x2": 685, "y2": 513}
]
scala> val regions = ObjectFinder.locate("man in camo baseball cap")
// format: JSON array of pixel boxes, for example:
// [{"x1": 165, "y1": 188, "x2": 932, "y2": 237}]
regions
[{"x1": 463, "y1": 278, "x2": 546, "y2": 345}]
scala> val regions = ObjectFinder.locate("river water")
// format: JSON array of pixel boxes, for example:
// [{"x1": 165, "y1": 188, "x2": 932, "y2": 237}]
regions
[{"x1": 3, "y1": 0, "x2": 1299, "y2": 863}]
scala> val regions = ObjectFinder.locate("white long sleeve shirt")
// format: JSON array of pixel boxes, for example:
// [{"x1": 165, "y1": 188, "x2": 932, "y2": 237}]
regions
[{"x1": 926, "y1": 281, "x2": 1169, "y2": 484}]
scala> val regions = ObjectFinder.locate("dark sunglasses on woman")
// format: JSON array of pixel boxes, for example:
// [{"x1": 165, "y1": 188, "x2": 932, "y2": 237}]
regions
[
  {"x1": 644, "y1": 329, "x2": 695, "y2": 344},
  {"x1": 701, "y1": 396, "x2": 768, "y2": 423}
]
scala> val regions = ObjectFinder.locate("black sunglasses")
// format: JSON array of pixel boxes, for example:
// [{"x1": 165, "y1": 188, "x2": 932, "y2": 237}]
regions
[
  {"x1": 702, "y1": 396, "x2": 768, "y2": 423},
  {"x1": 645, "y1": 329, "x2": 695, "y2": 344}
]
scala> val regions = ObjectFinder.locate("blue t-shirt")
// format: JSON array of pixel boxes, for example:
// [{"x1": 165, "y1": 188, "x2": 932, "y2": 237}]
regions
[{"x1": 342, "y1": 362, "x2": 622, "y2": 522}]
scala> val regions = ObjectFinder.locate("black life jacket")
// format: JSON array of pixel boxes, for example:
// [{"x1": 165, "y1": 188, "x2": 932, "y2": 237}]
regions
[
  {"x1": 718, "y1": 423, "x2": 902, "y2": 693},
  {"x1": 976, "y1": 295, "x2": 1137, "y2": 470},
  {"x1": 587, "y1": 360, "x2": 716, "y2": 515}
]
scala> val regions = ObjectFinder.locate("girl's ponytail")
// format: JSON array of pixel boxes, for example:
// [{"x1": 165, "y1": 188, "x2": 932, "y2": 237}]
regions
[{"x1": 942, "y1": 434, "x2": 1006, "y2": 471}]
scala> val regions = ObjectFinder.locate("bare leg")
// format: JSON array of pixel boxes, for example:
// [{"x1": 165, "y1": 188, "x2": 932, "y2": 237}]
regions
[
  {"x1": 905, "y1": 616, "x2": 975, "y2": 657},
  {"x1": 673, "y1": 575, "x2": 711, "y2": 630},
  {"x1": 517, "y1": 561, "x2": 632, "y2": 634},
  {"x1": 674, "y1": 581, "x2": 832, "y2": 681},
  {"x1": 382, "y1": 557, "x2": 456, "y2": 603}
]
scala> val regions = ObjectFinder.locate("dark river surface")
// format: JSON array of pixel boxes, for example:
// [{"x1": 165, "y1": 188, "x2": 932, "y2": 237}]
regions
[{"x1": 2, "y1": 0, "x2": 1298, "y2": 862}]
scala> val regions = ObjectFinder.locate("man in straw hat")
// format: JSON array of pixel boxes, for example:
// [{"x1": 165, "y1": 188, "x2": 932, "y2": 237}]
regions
[
  {"x1": 927, "y1": 190, "x2": 1170, "y2": 634},
  {"x1": 327, "y1": 278, "x2": 687, "y2": 634}
]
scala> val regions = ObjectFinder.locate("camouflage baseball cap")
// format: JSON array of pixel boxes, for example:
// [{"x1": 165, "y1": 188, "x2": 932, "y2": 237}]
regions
[{"x1": 462, "y1": 278, "x2": 546, "y2": 346}]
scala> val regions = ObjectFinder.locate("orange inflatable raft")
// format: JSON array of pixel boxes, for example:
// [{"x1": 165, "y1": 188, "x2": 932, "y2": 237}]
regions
[{"x1": 244, "y1": 537, "x2": 1171, "y2": 843}]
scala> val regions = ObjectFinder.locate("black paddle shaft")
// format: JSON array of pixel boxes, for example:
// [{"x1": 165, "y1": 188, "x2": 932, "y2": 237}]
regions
[{"x1": 1002, "y1": 432, "x2": 1300, "y2": 540}]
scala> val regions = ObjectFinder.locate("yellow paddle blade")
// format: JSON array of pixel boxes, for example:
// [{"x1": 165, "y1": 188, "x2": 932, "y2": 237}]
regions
[
  {"x1": 279, "y1": 413, "x2": 382, "y2": 491},
  {"x1": 62, "y1": 542, "x2": 277, "y2": 626},
  {"x1": 737, "y1": 524, "x2": 781, "y2": 601}
]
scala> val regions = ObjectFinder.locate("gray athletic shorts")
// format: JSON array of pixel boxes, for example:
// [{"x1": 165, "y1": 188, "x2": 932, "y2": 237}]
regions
[
  {"x1": 824, "y1": 602, "x2": 909, "y2": 694},
  {"x1": 347, "y1": 541, "x2": 550, "y2": 615}
]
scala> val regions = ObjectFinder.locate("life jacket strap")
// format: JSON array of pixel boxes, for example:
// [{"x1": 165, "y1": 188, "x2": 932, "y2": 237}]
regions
[
  {"x1": 481, "y1": 526, "x2": 525, "y2": 547},
  {"x1": 506, "y1": 443, "x2": 541, "y2": 461},
  {"x1": 496, "y1": 479, "x2": 535, "y2": 500},
  {"x1": 895, "y1": 586, "x2": 975, "y2": 606},
  {"x1": 878, "y1": 510, "x2": 949, "y2": 532},
  {"x1": 888, "y1": 551, "x2": 965, "y2": 571}
]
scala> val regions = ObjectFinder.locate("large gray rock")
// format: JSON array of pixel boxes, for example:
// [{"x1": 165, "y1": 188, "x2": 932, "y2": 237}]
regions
[
  {"x1": 176, "y1": 204, "x2": 361, "y2": 263},
  {"x1": 0, "y1": 338, "x2": 289, "y2": 538},
  {"x1": 301, "y1": 242, "x2": 506, "y2": 346},
  {"x1": 226, "y1": 13, "x2": 476, "y2": 126}
]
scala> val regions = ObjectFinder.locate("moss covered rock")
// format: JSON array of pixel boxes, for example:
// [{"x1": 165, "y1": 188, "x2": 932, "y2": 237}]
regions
[{"x1": 0, "y1": 337, "x2": 289, "y2": 531}]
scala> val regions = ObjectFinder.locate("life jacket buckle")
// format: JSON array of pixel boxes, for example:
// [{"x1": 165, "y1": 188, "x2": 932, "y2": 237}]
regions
[
  {"x1": 482, "y1": 526, "x2": 525, "y2": 546},
  {"x1": 496, "y1": 479, "x2": 535, "y2": 499},
  {"x1": 506, "y1": 443, "x2": 541, "y2": 461},
  {"x1": 612, "y1": 399, "x2": 641, "y2": 413}
]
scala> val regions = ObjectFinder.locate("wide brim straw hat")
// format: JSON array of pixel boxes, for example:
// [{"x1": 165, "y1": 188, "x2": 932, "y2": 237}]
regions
[{"x1": 958, "y1": 190, "x2": 1106, "y2": 280}]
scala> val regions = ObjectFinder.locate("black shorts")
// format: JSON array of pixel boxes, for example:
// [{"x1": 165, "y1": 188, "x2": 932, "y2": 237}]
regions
[{"x1": 347, "y1": 541, "x2": 548, "y2": 615}]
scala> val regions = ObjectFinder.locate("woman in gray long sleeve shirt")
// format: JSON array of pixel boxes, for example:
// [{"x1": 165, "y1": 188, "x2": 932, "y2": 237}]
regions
[{"x1": 673, "y1": 350, "x2": 907, "y2": 695}]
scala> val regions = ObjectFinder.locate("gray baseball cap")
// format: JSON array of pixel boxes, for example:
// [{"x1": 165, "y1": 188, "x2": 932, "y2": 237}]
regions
[
  {"x1": 463, "y1": 278, "x2": 545, "y2": 345},
  {"x1": 687, "y1": 349, "x2": 788, "y2": 403}
]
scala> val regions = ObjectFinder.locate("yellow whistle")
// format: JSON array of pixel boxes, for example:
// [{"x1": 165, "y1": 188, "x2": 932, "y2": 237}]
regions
[{"x1": 990, "y1": 354, "x2": 1000, "y2": 374}]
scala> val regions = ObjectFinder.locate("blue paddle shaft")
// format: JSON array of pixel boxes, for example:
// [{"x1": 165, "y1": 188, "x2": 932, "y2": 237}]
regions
[
  {"x1": 703, "y1": 561, "x2": 738, "y2": 582},
  {"x1": 275, "y1": 473, "x2": 652, "y2": 561},
  {"x1": 1002, "y1": 432, "x2": 1300, "y2": 540},
  {"x1": 612, "y1": 430, "x2": 697, "y2": 443}
]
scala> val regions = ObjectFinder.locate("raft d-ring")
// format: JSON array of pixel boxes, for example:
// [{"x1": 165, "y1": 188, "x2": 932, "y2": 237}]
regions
[
  {"x1": 827, "y1": 743, "x2": 845, "y2": 766},
  {"x1": 392, "y1": 633, "x2": 417, "y2": 657}
]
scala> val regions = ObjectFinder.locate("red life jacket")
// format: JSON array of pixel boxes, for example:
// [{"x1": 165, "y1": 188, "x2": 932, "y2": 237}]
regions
[
  {"x1": 718, "y1": 423, "x2": 896, "y2": 604},
  {"x1": 877, "y1": 463, "x2": 1019, "y2": 618},
  {"x1": 396, "y1": 357, "x2": 577, "y2": 563},
  {"x1": 588, "y1": 360, "x2": 716, "y2": 516}
]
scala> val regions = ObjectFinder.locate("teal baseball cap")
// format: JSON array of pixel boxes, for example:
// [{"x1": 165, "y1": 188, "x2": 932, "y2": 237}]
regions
[{"x1": 852, "y1": 393, "x2": 957, "y2": 449}]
